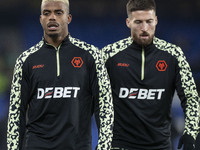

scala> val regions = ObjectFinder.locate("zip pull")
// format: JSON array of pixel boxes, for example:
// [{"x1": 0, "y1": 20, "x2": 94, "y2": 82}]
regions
[
  {"x1": 56, "y1": 45, "x2": 61, "y2": 77},
  {"x1": 141, "y1": 47, "x2": 145, "y2": 80}
]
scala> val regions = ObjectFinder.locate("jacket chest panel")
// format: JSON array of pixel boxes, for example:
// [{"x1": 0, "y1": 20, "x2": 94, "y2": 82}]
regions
[
  {"x1": 107, "y1": 50, "x2": 175, "y2": 88},
  {"x1": 30, "y1": 55, "x2": 88, "y2": 84}
]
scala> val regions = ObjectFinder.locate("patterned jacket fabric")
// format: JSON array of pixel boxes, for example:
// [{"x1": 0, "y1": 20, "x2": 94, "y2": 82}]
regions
[
  {"x1": 102, "y1": 36, "x2": 199, "y2": 149},
  {"x1": 7, "y1": 34, "x2": 114, "y2": 150}
]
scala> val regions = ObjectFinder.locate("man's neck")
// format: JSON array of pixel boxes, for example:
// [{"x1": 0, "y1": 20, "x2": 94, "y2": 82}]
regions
[{"x1": 44, "y1": 34, "x2": 67, "y2": 48}]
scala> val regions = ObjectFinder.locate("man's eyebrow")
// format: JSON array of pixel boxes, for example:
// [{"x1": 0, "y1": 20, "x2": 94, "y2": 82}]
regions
[
  {"x1": 55, "y1": 9, "x2": 63, "y2": 11},
  {"x1": 134, "y1": 19, "x2": 142, "y2": 22},
  {"x1": 42, "y1": 9, "x2": 64, "y2": 13},
  {"x1": 54, "y1": 9, "x2": 65, "y2": 13},
  {"x1": 42, "y1": 9, "x2": 51, "y2": 12}
]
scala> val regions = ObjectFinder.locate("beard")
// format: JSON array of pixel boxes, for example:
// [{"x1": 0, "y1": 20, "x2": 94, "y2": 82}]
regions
[
  {"x1": 47, "y1": 32, "x2": 59, "y2": 39},
  {"x1": 132, "y1": 31, "x2": 154, "y2": 46}
]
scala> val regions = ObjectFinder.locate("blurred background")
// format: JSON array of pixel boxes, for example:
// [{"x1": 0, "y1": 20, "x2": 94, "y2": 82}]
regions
[{"x1": 0, "y1": 0, "x2": 200, "y2": 149}]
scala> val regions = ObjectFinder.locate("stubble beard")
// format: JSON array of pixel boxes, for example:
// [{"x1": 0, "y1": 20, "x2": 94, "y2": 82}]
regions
[
  {"x1": 133, "y1": 32, "x2": 154, "y2": 46},
  {"x1": 48, "y1": 33, "x2": 59, "y2": 39}
]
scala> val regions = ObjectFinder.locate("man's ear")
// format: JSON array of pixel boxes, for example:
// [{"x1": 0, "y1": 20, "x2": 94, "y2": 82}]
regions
[
  {"x1": 39, "y1": 15, "x2": 42, "y2": 24},
  {"x1": 126, "y1": 18, "x2": 130, "y2": 28},
  {"x1": 155, "y1": 16, "x2": 158, "y2": 25},
  {"x1": 67, "y1": 14, "x2": 72, "y2": 24}
]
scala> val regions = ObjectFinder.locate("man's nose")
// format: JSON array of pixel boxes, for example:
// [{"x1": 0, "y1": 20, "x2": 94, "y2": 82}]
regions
[
  {"x1": 141, "y1": 22, "x2": 148, "y2": 31},
  {"x1": 49, "y1": 13, "x2": 56, "y2": 20}
]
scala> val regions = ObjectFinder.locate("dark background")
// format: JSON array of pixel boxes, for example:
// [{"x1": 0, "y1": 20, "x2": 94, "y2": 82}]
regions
[{"x1": 0, "y1": 0, "x2": 200, "y2": 149}]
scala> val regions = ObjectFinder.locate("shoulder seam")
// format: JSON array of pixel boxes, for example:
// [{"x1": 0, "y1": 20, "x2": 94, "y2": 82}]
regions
[
  {"x1": 102, "y1": 37, "x2": 132, "y2": 63},
  {"x1": 17, "y1": 40, "x2": 44, "y2": 65},
  {"x1": 69, "y1": 35, "x2": 98, "y2": 51},
  {"x1": 153, "y1": 37, "x2": 182, "y2": 58}
]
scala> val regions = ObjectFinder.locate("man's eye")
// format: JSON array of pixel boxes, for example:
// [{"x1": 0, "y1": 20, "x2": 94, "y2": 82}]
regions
[
  {"x1": 43, "y1": 12, "x2": 50, "y2": 16},
  {"x1": 56, "y1": 11, "x2": 63, "y2": 15},
  {"x1": 135, "y1": 21, "x2": 141, "y2": 24},
  {"x1": 147, "y1": 20, "x2": 153, "y2": 24}
]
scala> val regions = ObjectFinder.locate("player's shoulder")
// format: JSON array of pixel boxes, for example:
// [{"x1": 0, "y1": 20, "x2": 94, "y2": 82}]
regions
[
  {"x1": 69, "y1": 35, "x2": 102, "y2": 63},
  {"x1": 101, "y1": 37, "x2": 132, "y2": 63},
  {"x1": 153, "y1": 37, "x2": 184, "y2": 57},
  {"x1": 102, "y1": 37, "x2": 132, "y2": 52},
  {"x1": 16, "y1": 40, "x2": 44, "y2": 64},
  {"x1": 153, "y1": 37, "x2": 182, "y2": 52},
  {"x1": 69, "y1": 35, "x2": 98, "y2": 52}
]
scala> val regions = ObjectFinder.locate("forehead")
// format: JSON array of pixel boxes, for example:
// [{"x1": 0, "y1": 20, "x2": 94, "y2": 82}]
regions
[
  {"x1": 130, "y1": 10, "x2": 156, "y2": 20},
  {"x1": 41, "y1": 1, "x2": 67, "y2": 11}
]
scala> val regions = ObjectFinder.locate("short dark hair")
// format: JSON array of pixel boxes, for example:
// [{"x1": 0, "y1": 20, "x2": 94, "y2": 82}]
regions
[{"x1": 126, "y1": 0, "x2": 156, "y2": 17}]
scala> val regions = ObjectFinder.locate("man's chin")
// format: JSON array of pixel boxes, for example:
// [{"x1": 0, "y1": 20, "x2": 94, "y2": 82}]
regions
[
  {"x1": 48, "y1": 33, "x2": 59, "y2": 38},
  {"x1": 136, "y1": 37, "x2": 153, "y2": 46},
  {"x1": 140, "y1": 39, "x2": 152, "y2": 46}
]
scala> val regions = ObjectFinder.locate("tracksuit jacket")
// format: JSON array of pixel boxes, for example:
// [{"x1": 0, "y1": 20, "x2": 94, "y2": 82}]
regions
[
  {"x1": 7, "y1": 34, "x2": 114, "y2": 150},
  {"x1": 102, "y1": 36, "x2": 199, "y2": 150}
]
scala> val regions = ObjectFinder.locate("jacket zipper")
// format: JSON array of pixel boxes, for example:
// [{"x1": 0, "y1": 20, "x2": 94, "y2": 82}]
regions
[
  {"x1": 56, "y1": 45, "x2": 61, "y2": 77},
  {"x1": 46, "y1": 43, "x2": 61, "y2": 77},
  {"x1": 141, "y1": 46, "x2": 145, "y2": 80}
]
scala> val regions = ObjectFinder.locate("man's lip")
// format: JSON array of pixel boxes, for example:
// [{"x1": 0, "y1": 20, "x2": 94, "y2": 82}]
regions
[
  {"x1": 48, "y1": 26, "x2": 58, "y2": 30},
  {"x1": 47, "y1": 22, "x2": 59, "y2": 27},
  {"x1": 140, "y1": 34, "x2": 149, "y2": 39},
  {"x1": 47, "y1": 22, "x2": 59, "y2": 30},
  {"x1": 140, "y1": 34, "x2": 149, "y2": 36}
]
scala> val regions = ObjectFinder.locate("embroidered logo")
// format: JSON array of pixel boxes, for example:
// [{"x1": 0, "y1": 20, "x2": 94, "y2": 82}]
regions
[
  {"x1": 117, "y1": 63, "x2": 130, "y2": 67},
  {"x1": 71, "y1": 57, "x2": 83, "y2": 68},
  {"x1": 32, "y1": 64, "x2": 44, "y2": 69},
  {"x1": 156, "y1": 60, "x2": 167, "y2": 71}
]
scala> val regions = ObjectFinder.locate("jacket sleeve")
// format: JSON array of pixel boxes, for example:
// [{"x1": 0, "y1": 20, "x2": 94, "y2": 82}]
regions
[
  {"x1": 7, "y1": 54, "x2": 30, "y2": 150},
  {"x1": 91, "y1": 48, "x2": 114, "y2": 150},
  {"x1": 175, "y1": 46, "x2": 200, "y2": 139}
]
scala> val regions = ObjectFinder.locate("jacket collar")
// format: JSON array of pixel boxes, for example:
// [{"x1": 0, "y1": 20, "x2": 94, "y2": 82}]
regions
[{"x1": 42, "y1": 34, "x2": 70, "y2": 47}]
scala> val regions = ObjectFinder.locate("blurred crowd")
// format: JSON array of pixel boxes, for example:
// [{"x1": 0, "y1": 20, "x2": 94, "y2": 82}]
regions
[{"x1": 0, "y1": 0, "x2": 200, "y2": 149}]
